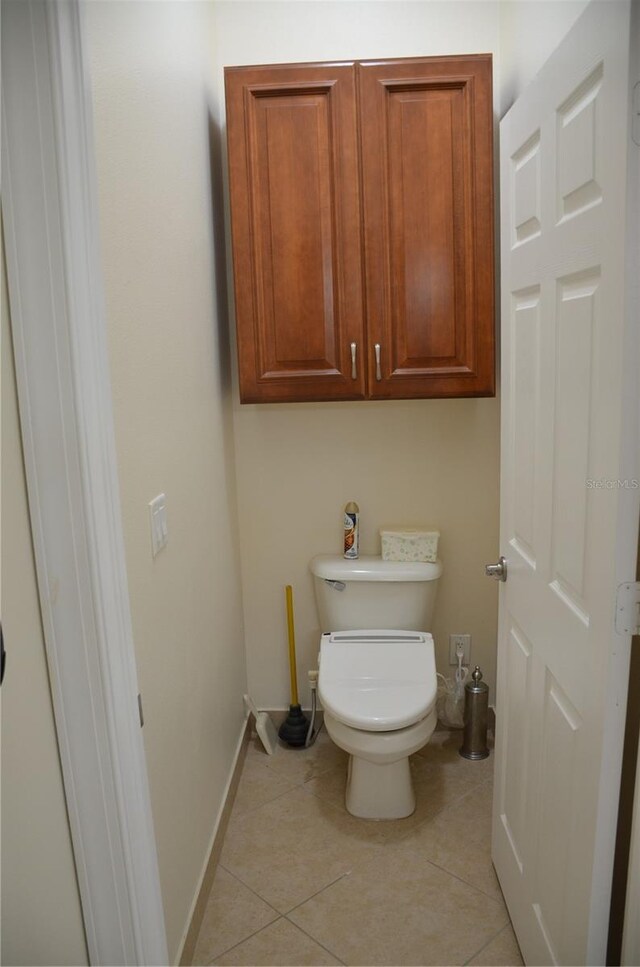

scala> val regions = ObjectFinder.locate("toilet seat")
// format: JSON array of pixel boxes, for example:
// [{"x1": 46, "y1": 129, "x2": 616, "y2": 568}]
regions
[{"x1": 318, "y1": 630, "x2": 437, "y2": 732}]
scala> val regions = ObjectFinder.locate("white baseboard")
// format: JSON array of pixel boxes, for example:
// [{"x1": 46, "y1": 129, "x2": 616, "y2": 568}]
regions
[{"x1": 176, "y1": 712, "x2": 250, "y2": 966}]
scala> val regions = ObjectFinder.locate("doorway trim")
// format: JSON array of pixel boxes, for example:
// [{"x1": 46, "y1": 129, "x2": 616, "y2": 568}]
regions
[{"x1": 1, "y1": 2, "x2": 168, "y2": 963}]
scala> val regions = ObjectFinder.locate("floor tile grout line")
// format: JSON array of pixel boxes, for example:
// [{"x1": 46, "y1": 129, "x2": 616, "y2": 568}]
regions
[
  {"x1": 218, "y1": 861, "x2": 361, "y2": 926},
  {"x1": 247, "y1": 754, "x2": 346, "y2": 790},
  {"x1": 193, "y1": 866, "x2": 281, "y2": 964},
  {"x1": 281, "y1": 870, "x2": 352, "y2": 916},
  {"x1": 283, "y1": 913, "x2": 348, "y2": 966},
  {"x1": 259, "y1": 762, "x2": 312, "y2": 785},
  {"x1": 361, "y1": 790, "x2": 484, "y2": 850},
  {"x1": 301, "y1": 783, "x2": 350, "y2": 817},
  {"x1": 263, "y1": 758, "x2": 345, "y2": 786},
  {"x1": 230, "y1": 749, "x2": 346, "y2": 817},
  {"x1": 217, "y1": 862, "x2": 286, "y2": 919},
  {"x1": 202, "y1": 915, "x2": 287, "y2": 966},
  {"x1": 221, "y1": 790, "x2": 395, "y2": 919},
  {"x1": 230, "y1": 736, "x2": 350, "y2": 825},
  {"x1": 273, "y1": 779, "x2": 488, "y2": 852},
  {"x1": 215, "y1": 847, "x2": 509, "y2": 962},
  {"x1": 201, "y1": 870, "x2": 350, "y2": 964},
  {"x1": 419, "y1": 856, "x2": 511, "y2": 911},
  {"x1": 230, "y1": 781, "x2": 300, "y2": 820},
  {"x1": 412, "y1": 779, "x2": 483, "y2": 825},
  {"x1": 202, "y1": 910, "x2": 348, "y2": 967},
  {"x1": 462, "y1": 922, "x2": 513, "y2": 966},
  {"x1": 204, "y1": 864, "x2": 510, "y2": 967}
]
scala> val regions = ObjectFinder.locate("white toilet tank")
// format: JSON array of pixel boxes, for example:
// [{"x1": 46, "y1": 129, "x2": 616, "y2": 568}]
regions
[{"x1": 310, "y1": 555, "x2": 442, "y2": 632}]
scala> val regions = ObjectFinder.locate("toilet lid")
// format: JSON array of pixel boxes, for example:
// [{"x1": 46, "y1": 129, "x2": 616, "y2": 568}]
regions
[{"x1": 318, "y1": 630, "x2": 437, "y2": 731}]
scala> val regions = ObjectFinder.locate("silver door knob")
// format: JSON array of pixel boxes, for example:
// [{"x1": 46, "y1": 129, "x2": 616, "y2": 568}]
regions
[{"x1": 485, "y1": 556, "x2": 507, "y2": 581}]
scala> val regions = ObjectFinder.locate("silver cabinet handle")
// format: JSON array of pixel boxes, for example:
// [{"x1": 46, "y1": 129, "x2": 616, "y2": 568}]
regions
[
  {"x1": 485, "y1": 556, "x2": 507, "y2": 582},
  {"x1": 374, "y1": 343, "x2": 382, "y2": 381},
  {"x1": 350, "y1": 342, "x2": 357, "y2": 380}
]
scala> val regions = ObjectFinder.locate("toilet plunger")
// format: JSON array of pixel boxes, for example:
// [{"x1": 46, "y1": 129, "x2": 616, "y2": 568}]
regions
[{"x1": 278, "y1": 585, "x2": 309, "y2": 747}]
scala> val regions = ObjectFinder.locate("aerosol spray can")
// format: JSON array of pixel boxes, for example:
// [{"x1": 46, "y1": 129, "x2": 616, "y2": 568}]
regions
[{"x1": 344, "y1": 501, "x2": 359, "y2": 559}]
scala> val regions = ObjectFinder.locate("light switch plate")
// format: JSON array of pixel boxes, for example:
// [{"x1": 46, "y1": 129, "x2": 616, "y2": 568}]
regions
[{"x1": 149, "y1": 493, "x2": 168, "y2": 557}]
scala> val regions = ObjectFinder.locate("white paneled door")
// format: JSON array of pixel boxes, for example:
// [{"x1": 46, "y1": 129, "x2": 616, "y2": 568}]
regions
[{"x1": 494, "y1": 2, "x2": 639, "y2": 965}]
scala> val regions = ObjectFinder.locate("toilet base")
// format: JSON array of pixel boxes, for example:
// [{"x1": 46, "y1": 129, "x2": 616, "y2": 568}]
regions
[
  {"x1": 323, "y1": 708, "x2": 437, "y2": 821},
  {"x1": 346, "y1": 754, "x2": 415, "y2": 819}
]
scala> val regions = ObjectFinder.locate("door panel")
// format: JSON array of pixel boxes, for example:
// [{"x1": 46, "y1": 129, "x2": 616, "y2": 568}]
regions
[
  {"x1": 551, "y1": 269, "x2": 599, "y2": 615},
  {"x1": 556, "y1": 65, "x2": 603, "y2": 222},
  {"x1": 494, "y1": 4, "x2": 637, "y2": 964},
  {"x1": 511, "y1": 287, "x2": 540, "y2": 566},
  {"x1": 501, "y1": 621, "x2": 533, "y2": 872},
  {"x1": 225, "y1": 63, "x2": 365, "y2": 402},
  {"x1": 359, "y1": 55, "x2": 494, "y2": 398}
]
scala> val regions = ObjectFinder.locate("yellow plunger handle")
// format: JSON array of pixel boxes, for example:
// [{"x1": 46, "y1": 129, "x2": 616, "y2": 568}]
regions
[{"x1": 285, "y1": 585, "x2": 299, "y2": 706}]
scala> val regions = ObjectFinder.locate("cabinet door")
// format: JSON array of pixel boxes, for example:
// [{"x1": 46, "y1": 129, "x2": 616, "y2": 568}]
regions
[
  {"x1": 225, "y1": 63, "x2": 365, "y2": 403},
  {"x1": 359, "y1": 56, "x2": 495, "y2": 399}
]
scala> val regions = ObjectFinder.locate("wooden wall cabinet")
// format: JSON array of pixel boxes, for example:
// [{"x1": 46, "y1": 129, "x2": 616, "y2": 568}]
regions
[{"x1": 225, "y1": 55, "x2": 494, "y2": 404}]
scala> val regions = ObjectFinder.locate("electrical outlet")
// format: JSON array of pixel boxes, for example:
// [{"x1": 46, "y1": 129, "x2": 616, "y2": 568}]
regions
[{"x1": 449, "y1": 633, "x2": 471, "y2": 665}]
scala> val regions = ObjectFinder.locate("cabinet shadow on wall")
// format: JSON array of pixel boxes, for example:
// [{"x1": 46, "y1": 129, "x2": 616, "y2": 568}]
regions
[{"x1": 206, "y1": 111, "x2": 233, "y2": 398}]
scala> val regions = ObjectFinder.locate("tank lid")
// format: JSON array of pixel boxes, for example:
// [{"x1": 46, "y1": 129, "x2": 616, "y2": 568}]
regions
[{"x1": 309, "y1": 554, "x2": 442, "y2": 582}]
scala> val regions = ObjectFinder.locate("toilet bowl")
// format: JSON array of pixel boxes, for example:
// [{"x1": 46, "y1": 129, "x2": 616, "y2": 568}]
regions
[
  {"x1": 323, "y1": 709, "x2": 437, "y2": 819},
  {"x1": 318, "y1": 629, "x2": 437, "y2": 819}
]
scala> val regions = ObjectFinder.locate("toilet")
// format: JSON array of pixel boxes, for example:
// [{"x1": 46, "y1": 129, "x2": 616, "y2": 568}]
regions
[{"x1": 310, "y1": 555, "x2": 442, "y2": 820}]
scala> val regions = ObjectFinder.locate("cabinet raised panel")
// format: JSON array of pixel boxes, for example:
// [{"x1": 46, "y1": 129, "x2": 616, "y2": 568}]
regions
[
  {"x1": 225, "y1": 56, "x2": 494, "y2": 404},
  {"x1": 225, "y1": 63, "x2": 365, "y2": 403},
  {"x1": 360, "y1": 56, "x2": 494, "y2": 398}
]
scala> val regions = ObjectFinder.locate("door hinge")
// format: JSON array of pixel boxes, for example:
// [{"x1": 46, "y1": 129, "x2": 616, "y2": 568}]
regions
[
  {"x1": 137, "y1": 693, "x2": 144, "y2": 728},
  {"x1": 615, "y1": 582, "x2": 640, "y2": 635}
]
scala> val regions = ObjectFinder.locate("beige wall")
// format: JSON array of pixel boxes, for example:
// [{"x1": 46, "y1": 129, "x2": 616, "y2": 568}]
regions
[
  {"x1": 213, "y1": 1, "x2": 502, "y2": 708},
  {"x1": 233, "y1": 400, "x2": 501, "y2": 708},
  {"x1": 499, "y1": 0, "x2": 589, "y2": 115},
  {"x1": 83, "y1": 2, "x2": 247, "y2": 961},
  {"x1": 1, "y1": 234, "x2": 88, "y2": 965}
]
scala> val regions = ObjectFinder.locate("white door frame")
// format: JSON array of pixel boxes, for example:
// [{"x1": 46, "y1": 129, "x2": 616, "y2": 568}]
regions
[
  {"x1": 621, "y1": 7, "x2": 640, "y2": 961},
  {"x1": 1, "y1": 2, "x2": 168, "y2": 963},
  {"x1": 622, "y1": 728, "x2": 640, "y2": 964}
]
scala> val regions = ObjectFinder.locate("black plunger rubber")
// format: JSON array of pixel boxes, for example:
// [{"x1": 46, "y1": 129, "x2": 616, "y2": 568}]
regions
[{"x1": 278, "y1": 704, "x2": 309, "y2": 747}]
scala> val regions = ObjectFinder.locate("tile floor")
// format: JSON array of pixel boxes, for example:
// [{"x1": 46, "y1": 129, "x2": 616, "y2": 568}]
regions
[{"x1": 192, "y1": 726, "x2": 524, "y2": 967}]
